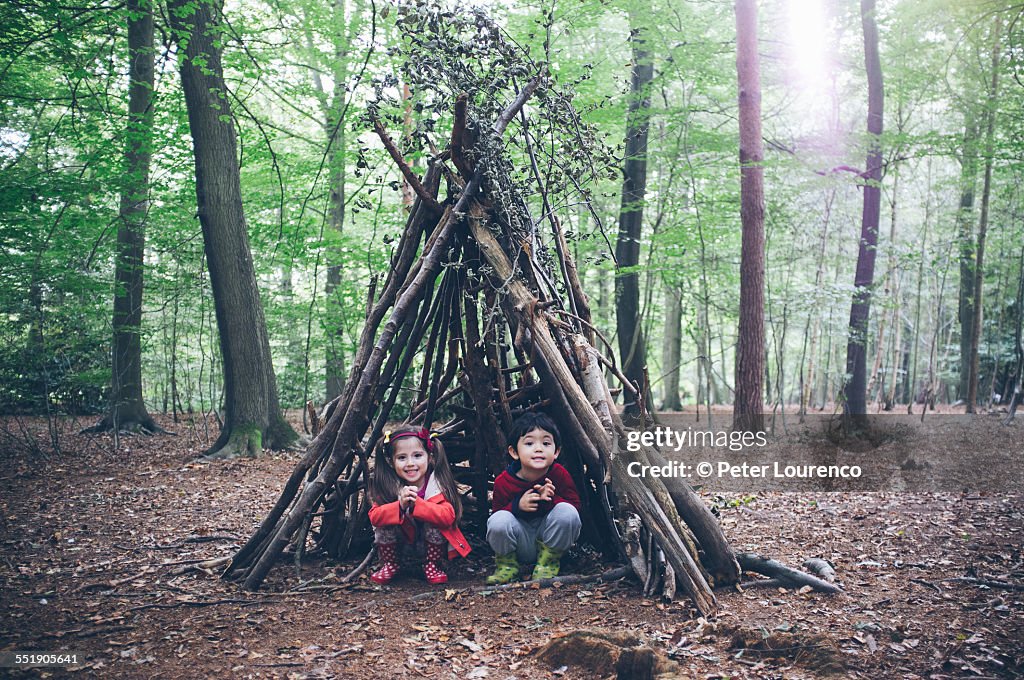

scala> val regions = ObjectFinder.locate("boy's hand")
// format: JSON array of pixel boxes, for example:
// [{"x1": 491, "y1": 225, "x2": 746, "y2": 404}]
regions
[
  {"x1": 534, "y1": 478, "x2": 556, "y2": 502},
  {"x1": 518, "y1": 490, "x2": 542, "y2": 512},
  {"x1": 399, "y1": 486, "x2": 418, "y2": 511}
]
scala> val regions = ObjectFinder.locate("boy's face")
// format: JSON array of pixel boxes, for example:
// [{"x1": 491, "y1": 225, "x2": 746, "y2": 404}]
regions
[{"x1": 509, "y1": 426, "x2": 559, "y2": 474}]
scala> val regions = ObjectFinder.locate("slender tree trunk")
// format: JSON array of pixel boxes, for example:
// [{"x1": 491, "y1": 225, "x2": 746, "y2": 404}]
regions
[
  {"x1": 987, "y1": 261, "x2": 1007, "y2": 409},
  {"x1": 323, "y1": 116, "x2": 348, "y2": 402},
  {"x1": 281, "y1": 262, "x2": 304, "y2": 402},
  {"x1": 661, "y1": 285, "x2": 683, "y2": 410},
  {"x1": 908, "y1": 157, "x2": 932, "y2": 413},
  {"x1": 732, "y1": 0, "x2": 766, "y2": 432},
  {"x1": 865, "y1": 163, "x2": 899, "y2": 405},
  {"x1": 1003, "y1": 243, "x2": 1024, "y2": 423},
  {"x1": 615, "y1": 18, "x2": 654, "y2": 424},
  {"x1": 99, "y1": 0, "x2": 159, "y2": 433},
  {"x1": 886, "y1": 315, "x2": 903, "y2": 410},
  {"x1": 885, "y1": 163, "x2": 902, "y2": 409},
  {"x1": 967, "y1": 17, "x2": 1001, "y2": 413},
  {"x1": 956, "y1": 116, "x2": 981, "y2": 402},
  {"x1": 843, "y1": 0, "x2": 884, "y2": 421},
  {"x1": 168, "y1": 0, "x2": 296, "y2": 457},
  {"x1": 316, "y1": 0, "x2": 357, "y2": 402},
  {"x1": 801, "y1": 190, "x2": 834, "y2": 416}
]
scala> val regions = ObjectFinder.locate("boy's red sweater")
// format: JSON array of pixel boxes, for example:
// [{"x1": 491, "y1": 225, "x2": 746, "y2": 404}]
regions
[{"x1": 491, "y1": 461, "x2": 581, "y2": 517}]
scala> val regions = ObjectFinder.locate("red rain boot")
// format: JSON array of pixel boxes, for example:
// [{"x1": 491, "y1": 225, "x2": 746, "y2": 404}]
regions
[
  {"x1": 423, "y1": 540, "x2": 448, "y2": 584},
  {"x1": 370, "y1": 542, "x2": 399, "y2": 584}
]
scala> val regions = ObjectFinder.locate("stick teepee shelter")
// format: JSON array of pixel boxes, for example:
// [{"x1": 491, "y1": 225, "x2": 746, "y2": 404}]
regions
[{"x1": 224, "y1": 4, "x2": 740, "y2": 616}]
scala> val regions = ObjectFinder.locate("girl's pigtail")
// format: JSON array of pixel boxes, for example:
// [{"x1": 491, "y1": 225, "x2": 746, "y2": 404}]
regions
[
  {"x1": 367, "y1": 434, "x2": 401, "y2": 506},
  {"x1": 427, "y1": 437, "x2": 463, "y2": 523}
]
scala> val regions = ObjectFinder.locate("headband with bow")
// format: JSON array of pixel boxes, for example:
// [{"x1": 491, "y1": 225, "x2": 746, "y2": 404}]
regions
[{"x1": 383, "y1": 428, "x2": 437, "y2": 453}]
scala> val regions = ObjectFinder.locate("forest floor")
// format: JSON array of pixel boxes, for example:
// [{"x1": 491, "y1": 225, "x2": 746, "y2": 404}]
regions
[{"x1": 1, "y1": 411, "x2": 1022, "y2": 679}]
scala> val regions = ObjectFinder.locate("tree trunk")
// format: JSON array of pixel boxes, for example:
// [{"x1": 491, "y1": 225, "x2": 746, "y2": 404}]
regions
[
  {"x1": 966, "y1": 17, "x2": 1001, "y2": 414},
  {"x1": 661, "y1": 285, "x2": 683, "y2": 410},
  {"x1": 1003, "y1": 244, "x2": 1024, "y2": 424},
  {"x1": 956, "y1": 114, "x2": 981, "y2": 403},
  {"x1": 801, "y1": 190, "x2": 834, "y2": 416},
  {"x1": 908, "y1": 157, "x2": 933, "y2": 414},
  {"x1": 843, "y1": 0, "x2": 884, "y2": 421},
  {"x1": 882, "y1": 159, "x2": 903, "y2": 410},
  {"x1": 615, "y1": 19, "x2": 654, "y2": 424},
  {"x1": 732, "y1": 0, "x2": 766, "y2": 433},
  {"x1": 306, "y1": 0, "x2": 359, "y2": 402},
  {"x1": 100, "y1": 0, "x2": 160, "y2": 434},
  {"x1": 168, "y1": 0, "x2": 296, "y2": 457},
  {"x1": 323, "y1": 93, "x2": 348, "y2": 402}
]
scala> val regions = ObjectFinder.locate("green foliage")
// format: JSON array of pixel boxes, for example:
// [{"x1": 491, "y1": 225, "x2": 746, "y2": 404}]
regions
[{"x1": 1, "y1": 0, "x2": 1022, "y2": 418}]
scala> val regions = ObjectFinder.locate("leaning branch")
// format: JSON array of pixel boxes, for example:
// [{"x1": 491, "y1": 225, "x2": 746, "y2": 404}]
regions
[
  {"x1": 371, "y1": 117, "x2": 443, "y2": 214},
  {"x1": 450, "y1": 93, "x2": 473, "y2": 178}
]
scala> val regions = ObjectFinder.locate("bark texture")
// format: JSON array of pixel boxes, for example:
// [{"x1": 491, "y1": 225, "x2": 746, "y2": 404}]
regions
[
  {"x1": 732, "y1": 0, "x2": 766, "y2": 433},
  {"x1": 843, "y1": 0, "x2": 885, "y2": 420},
  {"x1": 105, "y1": 0, "x2": 159, "y2": 433},
  {"x1": 956, "y1": 116, "x2": 980, "y2": 402},
  {"x1": 168, "y1": 0, "x2": 296, "y2": 457},
  {"x1": 615, "y1": 21, "x2": 654, "y2": 424},
  {"x1": 966, "y1": 18, "x2": 1001, "y2": 413},
  {"x1": 661, "y1": 286, "x2": 683, "y2": 411}
]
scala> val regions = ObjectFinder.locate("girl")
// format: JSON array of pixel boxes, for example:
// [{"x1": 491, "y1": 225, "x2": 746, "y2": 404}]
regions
[{"x1": 367, "y1": 426, "x2": 470, "y2": 584}]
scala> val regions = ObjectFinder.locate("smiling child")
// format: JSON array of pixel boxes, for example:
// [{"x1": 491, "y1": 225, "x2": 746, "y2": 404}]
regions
[{"x1": 485, "y1": 412, "x2": 582, "y2": 584}]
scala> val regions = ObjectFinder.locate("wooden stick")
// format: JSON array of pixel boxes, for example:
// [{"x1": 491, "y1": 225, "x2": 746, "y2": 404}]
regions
[
  {"x1": 168, "y1": 555, "x2": 232, "y2": 576},
  {"x1": 371, "y1": 117, "x2": 443, "y2": 213},
  {"x1": 803, "y1": 558, "x2": 836, "y2": 582},
  {"x1": 737, "y1": 553, "x2": 842, "y2": 593},
  {"x1": 340, "y1": 547, "x2": 376, "y2": 584},
  {"x1": 450, "y1": 93, "x2": 473, "y2": 178},
  {"x1": 129, "y1": 598, "x2": 269, "y2": 612},
  {"x1": 943, "y1": 577, "x2": 1024, "y2": 591},
  {"x1": 409, "y1": 566, "x2": 632, "y2": 601}
]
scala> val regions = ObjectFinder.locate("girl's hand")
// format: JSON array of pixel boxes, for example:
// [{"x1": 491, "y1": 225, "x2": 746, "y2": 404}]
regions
[
  {"x1": 518, "y1": 490, "x2": 541, "y2": 512},
  {"x1": 399, "y1": 486, "x2": 418, "y2": 510}
]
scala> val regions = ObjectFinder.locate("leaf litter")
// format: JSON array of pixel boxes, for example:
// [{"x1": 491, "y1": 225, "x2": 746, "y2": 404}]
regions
[{"x1": 0, "y1": 413, "x2": 1021, "y2": 678}]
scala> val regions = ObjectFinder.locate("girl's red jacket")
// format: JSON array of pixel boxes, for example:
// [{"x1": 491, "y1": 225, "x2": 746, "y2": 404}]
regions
[{"x1": 368, "y1": 476, "x2": 471, "y2": 558}]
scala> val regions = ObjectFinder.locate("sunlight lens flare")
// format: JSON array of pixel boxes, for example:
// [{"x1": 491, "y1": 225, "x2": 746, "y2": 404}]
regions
[{"x1": 785, "y1": 0, "x2": 831, "y2": 90}]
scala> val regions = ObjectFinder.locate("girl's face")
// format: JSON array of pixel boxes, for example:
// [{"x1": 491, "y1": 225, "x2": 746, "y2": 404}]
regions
[{"x1": 391, "y1": 436, "x2": 430, "y2": 488}]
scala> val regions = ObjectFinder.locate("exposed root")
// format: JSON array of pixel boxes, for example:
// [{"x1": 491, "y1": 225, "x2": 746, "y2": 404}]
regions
[
  {"x1": 202, "y1": 427, "x2": 263, "y2": 461},
  {"x1": 80, "y1": 416, "x2": 173, "y2": 436}
]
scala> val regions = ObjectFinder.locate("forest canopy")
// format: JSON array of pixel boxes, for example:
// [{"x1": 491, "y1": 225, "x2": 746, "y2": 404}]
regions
[{"x1": 1, "y1": 0, "x2": 1022, "y2": 427}]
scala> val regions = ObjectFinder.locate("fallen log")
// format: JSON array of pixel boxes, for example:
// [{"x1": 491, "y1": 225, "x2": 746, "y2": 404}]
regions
[
  {"x1": 737, "y1": 553, "x2": 842, "y2": 593},
  {"x1": 803, "y1": 557, "x2": 837, "y2": 582}
]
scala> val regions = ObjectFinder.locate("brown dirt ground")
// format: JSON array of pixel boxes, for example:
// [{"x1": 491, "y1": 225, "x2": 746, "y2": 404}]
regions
[{"x1": 1, "y1": 413, "x2": 1022, "y2": 679}]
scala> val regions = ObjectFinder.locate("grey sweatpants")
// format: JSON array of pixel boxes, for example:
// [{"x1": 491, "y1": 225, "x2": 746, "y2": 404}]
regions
[{"x1": 486, "y1": 503, "x2": 581, "y2": 563}]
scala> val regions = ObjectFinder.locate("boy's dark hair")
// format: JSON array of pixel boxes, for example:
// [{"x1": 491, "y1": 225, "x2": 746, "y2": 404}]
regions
[{"x1": 506, "y1": 412, "x2": 561, "y2": 451}]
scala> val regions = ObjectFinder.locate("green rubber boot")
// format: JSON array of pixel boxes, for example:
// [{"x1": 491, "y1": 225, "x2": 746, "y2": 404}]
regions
[
  {"x1": 486, "y1": 552, "x2": 520, "y2": 585},
  {"x1": 530, "y1": 541, "x2": 564, "y2": 580}
]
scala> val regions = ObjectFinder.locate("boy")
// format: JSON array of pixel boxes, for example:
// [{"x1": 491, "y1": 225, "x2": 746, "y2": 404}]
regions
[{"x1": 486, "y1": 412, "x2": 582, "y2": 584}]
